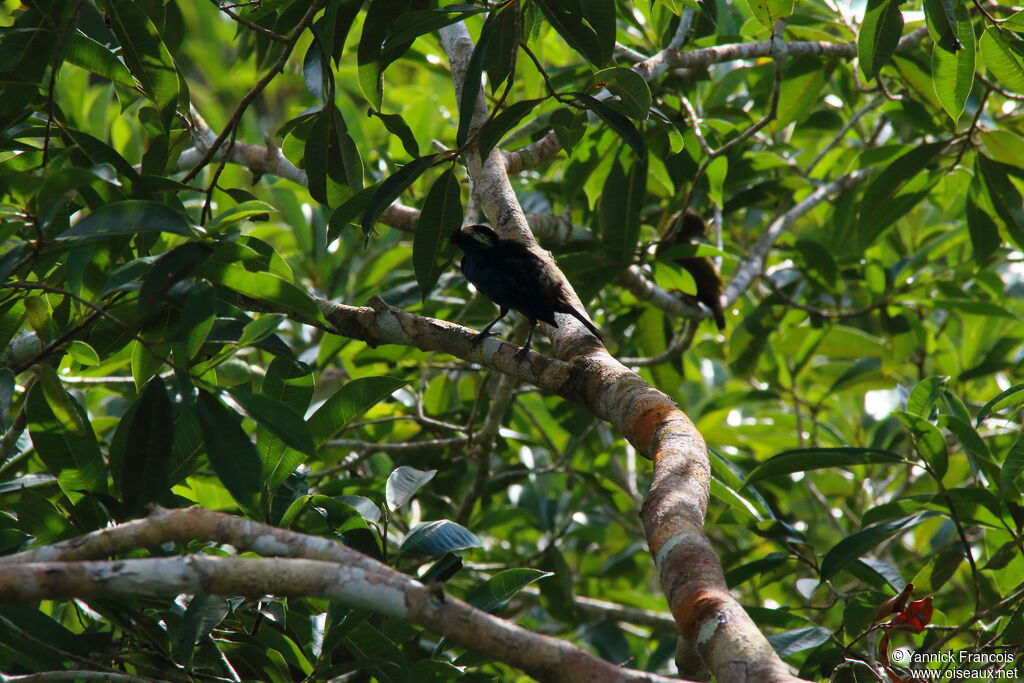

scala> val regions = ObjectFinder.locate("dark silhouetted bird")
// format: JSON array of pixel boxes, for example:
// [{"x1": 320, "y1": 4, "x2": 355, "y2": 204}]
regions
[
  {"x1": 451, "y1": 224, "x2": 602, "y2": 359},
  {"x1": 657, "y1": 211, "x2": 726, "y2": 330}
]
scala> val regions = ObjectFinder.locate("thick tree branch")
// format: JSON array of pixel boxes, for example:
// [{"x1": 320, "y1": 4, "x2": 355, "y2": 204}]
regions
[
  {"x1": 437, "y1": 20, "x2": 807, "y2": 683},
  {"x1": 0, "y1": 507, "x2": 682, "y2": 683}
]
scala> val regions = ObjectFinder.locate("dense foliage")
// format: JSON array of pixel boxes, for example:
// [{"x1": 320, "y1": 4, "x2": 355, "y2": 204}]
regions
[{"x1": 1, "y1": 0, "x2": 1023, "y2": 680}]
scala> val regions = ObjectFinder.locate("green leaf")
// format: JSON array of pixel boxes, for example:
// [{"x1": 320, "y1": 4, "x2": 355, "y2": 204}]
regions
[
  {"x1": 306, "y1": 105, "x2": 363, "y2": 206},
  {"x1": 931, "y1": 3, "x2": 974, "y2": 123},
  {"x1": 858, "y1": 0, "x2": 904, "y2": 81},
  {"x1": 706, "y1": 155, "x2": 728, "y2": 208},
  {"x1": 65, "y1": 31, "x2": 137, "y2": 88},
  {"x1": 773, "y1": 58, "x2": 832, "y2": 132},
  {"x1": 413, "y1": 169, "x2": 462, "y2": 300},
  {"x1": 977, "y1": 383, "x2": 1024, "y2": 425},
  {"x1": 205, "y1": 201, "x2": 277, "y2": 233},
  {"x1": 923, "y1": 0, "x2": 962, "y2": 54},
  {"x1": 199, "y1": 260, "x2": 319, "y2": 320},
  {"x1": 1000, "y1": 431, "x2": 1024, "y2": 493},
  {"x1": 309, "y1": 376, "x2": 408, "y2": 447},
  {"x1": 967, "y1": 174, "x2": 1002, "y2": 261},
  {"x1": 176, "y1": 595, "x2": 229, "y2": 672},
  {"x1": 60, "y1": 200, "x2": 195, "y2": 243},
  {"x1": 820, "y1": 512, "x2": 941, "y2": 580},
  {"x1": 534, "y1": 0, "x2": 611, "y2": 67},
  {"x1": 195, "y1": 389, "x2": 263, "y2": 517},
  {"x1": 400, "y1": 519, "x2": 482, "y2": 555},
  {"x1": 97, "y1": 0, "x2": 187, "y2": 128},
  {"x1": 368, "y1": 109, "x2": 420, "y2": 159},
  {"x1": 477, "y1": 98, "x2": 544, "y2": 161},
  {"x1": 597, "y1": 155, "x2": 646, "y2": 262},
  {"x1": 258, "y1": 357, "x2": 314, "y2": 492},
  {"x1": 383, "y1": 5, "x2": 486, "y2": 51},
  {"x1": 585, "y1": 68, "x2": 652, "y2": 120},
  {"x1": 895, "y1": 412, "x2": 949, "y2": 481},
  {"x1": 745, "y1": 448, "x2": 904, "y2": 487},
  {"x1": 360, "y1": 155, "x2": 438, "y2": 235},
  {"x1": 980, "y1": 27, "x2": 1024, "y2": 93},
  {"x1": 119, "y1": 377, "x2": 174, "y2": 516},
  {"x1": 745, "y1": 0, "x2": 795, "y2": 32},
  {"x1": 856, "y1": 142, "x2": 945, "y2": 249},
  {"x1": 25, "y1": 367, "x2": 108, "y2": 501},
  {"x1": 906, "y1": 376, "x2": 947, "y2": 418},
  {"x1": 138, "y1": 242, "x2": 213, "y2": 316},
  {"x1": 327, "y1": 183, "x2": 380, "y2": 242},
  {"x1": 977, "y1": 155, "x2": 1024, "y2": 249},
  {"x1": 385, "y1": 466, "x2": 437, "y2": 510},
  {"x1": 356, "y1": 0, "x2": 428, "y2": 110},
  {"x1": 465, "y1": 568, "x2": 553, "y2": 612},
  {"x1": 574, "y1": 93, "x2": 647, "y2": 158},
  {"x1": 484, "y1": 2, "x2": 519, "y2": 92},
  {"x1": 66, "y1": 340, "x2": 100, "y2": 366},
  {"x1": 456, "y1": 12, "x2": 498, "y2": 148},
  {"x1": 228, "y1": 387, "x2": 315, "y2": 457},
  {"x1": 767, "y1": 626, "x2": 831, "y2": 658}
]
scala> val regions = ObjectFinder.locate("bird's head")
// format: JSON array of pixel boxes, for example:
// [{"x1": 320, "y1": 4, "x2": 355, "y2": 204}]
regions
[
  {"x1": 451, "y1": 224, "x2": 500, "y2": 252},
  {"x1": 677, "y1": 211, "x2": 707, "y2": 241}
]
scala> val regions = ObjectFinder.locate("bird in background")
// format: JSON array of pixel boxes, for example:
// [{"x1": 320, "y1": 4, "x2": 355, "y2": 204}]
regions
[
  {"x1": 657, "y1": 210, "x2": 726, "y2": 330},
  {"x1": 450, "y1": 224, "x2": 602, "y2": 360}
]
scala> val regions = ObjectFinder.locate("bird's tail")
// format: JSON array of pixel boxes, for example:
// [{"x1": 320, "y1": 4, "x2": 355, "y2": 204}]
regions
[{"x1": 566, "y1": 306, "x2": 603, "y2": 341}]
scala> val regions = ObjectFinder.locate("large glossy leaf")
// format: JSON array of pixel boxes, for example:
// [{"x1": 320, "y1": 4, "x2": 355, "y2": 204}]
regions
[
  {"x1": 356, "y1": 0, "x2": 429, "y2": 110},
  {"x1": 534, "y1": 0, "x2": 613, "y2": 67},
  {"x1": 923, "y1": 0, "x2": 961, "y2": 54},
  {"x1": 25, "y1": 367, "x2": 107, "y2": 501},
  {"x1": 976, "y1": 155, "x2": 1024, "y2": 249},
  {"x1": 199, "y1": 259, "x2": 319, "y2": 320},
  {"x1": 360, "y1": 155, "x2": 438, "y2": 235},
  {"x1": 309, "y1": 376, "x2": 408, "y2": 447},
  {"x1": 400, "y1": 519, "x2": 482, "y2": 555},
  {"x1": 98, "y1": 0, "x2": 186, "y2": 128},
  {"x1": 855, "y1": 142, "x2": 945, "y2": 250},
  {"x1": 465, "y1": 568, "x2": 554, "y2": 612},
  {"x1": 477, "y1": 98, "x2": 544, "y2": 161},
  {"x1": 1000, "y1": 430, "x2": 1024, "y2": 493},
  {"x1": 745, "y1": 448, "x2": 904, "y2": 486},
  {"x1": 195, "y1": 389, "x2": 263, "y2": 517},
  {"x1": 60, "y1": 200, "x2": 195, "y2": 243},
  {"x1": 858, "y1": 0, "x2": 904, "y2": 81},
  {"x1": 306, "y1": 105, "x2": 363, "y2": 206},
  {"x1": 176, "y1": 595, "x2": 229, "y2": 672},
  {"x1": 138, "y1": 242, "x2": 213, "y2": 316},
  {"x1": 820, "y1": 512, "x2": 942, "y2": 580},
  {"x1": 228, "y1": 387, "x2": 315, "y2": 457},
  {"x1": 385, "y1": 466, "x2": 437, "y2": 510},
  {"x1": 980, "y1": 27, "x2": 1024, "y2": 93},
  {"x1": 574, "y1": 93, "x2": 646, "y2": 158},
  {"x1": 413, "y1": 169, "x2": 461, "y2": 299},
  {"x1": 746, "y1": 0, "x2": 795, "y2": 32},
  {"x1": 585, "y1": 68, "x2": 651, "y2": 120},
  {"x1": 597, "y1": 155, "x2": 646, "y2": 262},
  {"x1": 120, "y1": 377, "x2": 174, "y2": 516},
  {"x1": 931, "y1": 3, "x2": 974, "y2": 123},
  {"x1": 65, "y1": 31, "x2": 137, "y2": 88}
]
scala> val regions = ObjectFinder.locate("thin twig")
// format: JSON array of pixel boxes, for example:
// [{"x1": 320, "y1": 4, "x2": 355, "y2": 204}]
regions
[{"x1": 181, "y1": 0, "x2": 327, "y2": 183}]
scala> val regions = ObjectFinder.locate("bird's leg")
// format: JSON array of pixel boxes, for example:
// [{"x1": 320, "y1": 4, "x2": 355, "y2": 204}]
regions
[
  {"x1": 471, "y1": 307, "x2": 508, "y2": 346},
  {"x1": 514, "y1": 320, "x2": 537, "y2": 361}
]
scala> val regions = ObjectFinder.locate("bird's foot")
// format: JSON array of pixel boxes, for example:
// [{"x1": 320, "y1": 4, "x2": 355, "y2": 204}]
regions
[
  {"x1": 470, "y1": 331, "x2": 495, "y2": 347},
  {"x1": 513, "y1": 345, "x2": 531, "y2": 362}
]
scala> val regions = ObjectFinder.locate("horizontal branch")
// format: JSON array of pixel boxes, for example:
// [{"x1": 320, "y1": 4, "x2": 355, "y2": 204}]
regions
[{"x1": 0, "y1": 507, "x2": 682, "y2": 683}]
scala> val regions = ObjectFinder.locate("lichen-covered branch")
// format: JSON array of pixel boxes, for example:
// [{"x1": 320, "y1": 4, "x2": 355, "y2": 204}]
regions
[{"x1": 0, "y1": 507, "x2": 683, "y2": 683}]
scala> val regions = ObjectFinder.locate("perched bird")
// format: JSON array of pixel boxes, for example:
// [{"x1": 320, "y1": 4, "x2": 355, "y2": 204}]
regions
[
  {"x1": 451, "y1": 224, "x2": 602, "y2": 359},
  {"x1": 657, "y1": 211, "x2": 726, "y2": 330}
]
